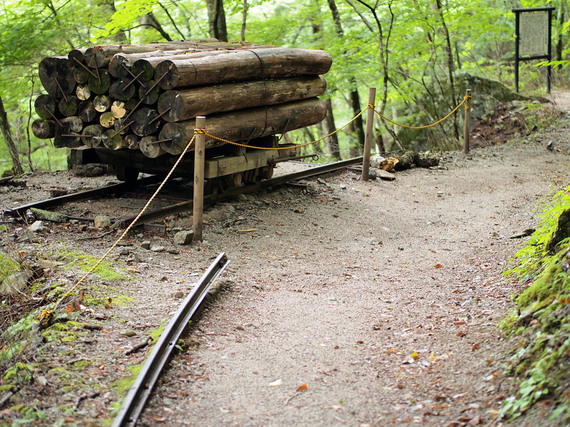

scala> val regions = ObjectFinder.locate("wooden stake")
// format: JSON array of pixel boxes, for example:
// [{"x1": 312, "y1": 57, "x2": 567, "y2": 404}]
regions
[
  {"x1": 463, "y1": 89, "x2": 471, "y2": 154},
  {"x1": 193, "y1": 116, "x2": 206, "y2": 242},
  {"x1": 362, "y1": 87, "x2": 376, "y2": 181}
]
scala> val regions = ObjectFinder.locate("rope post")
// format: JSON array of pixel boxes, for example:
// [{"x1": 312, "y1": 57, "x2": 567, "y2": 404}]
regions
[
  {"x1": 193, "y1": 116, "x2": 206, "y2": 242},
  {"x1": 463, "y1": 89, "x2": 472, "y2": 154},
  {"x1": 362, "y1": 87, "x2": 376, "y2": 181}
]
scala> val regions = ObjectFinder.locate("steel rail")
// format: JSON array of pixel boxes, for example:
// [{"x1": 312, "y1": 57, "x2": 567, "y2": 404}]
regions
[
  {"x1": 116, "y1": 156, "x2": 364, "y2": 227},
  {"x1": 112, "y1": 252, "x2": 230, "y2": 427},
  {"x1": 3, "y1": 175, "x2": 161, "y2": 219}
]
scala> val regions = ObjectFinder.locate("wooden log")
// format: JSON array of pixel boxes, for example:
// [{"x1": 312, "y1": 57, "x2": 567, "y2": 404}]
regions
[
  {"x1": 158, "y1": 98, "x2": 327, "y2": 155},
  {"x1": 88, "y1": 69, "x2": 111, "y2": 95},
  {"x1": 100, "y1": 112, "x2": 116, "y2": 128},
  {"x1": 109, "y1": 49, "x2": 193, "y2": 78},
  {"x1": 131, "y1": 108, "x2": 161, "y2": 137},
  {"x1": 79, "y1": 101, "x2": 98, "y2": 123},
  {"x1": 94, "y1": 95, "x2": 111, "y2": 112},
  {"x1": 139, "y1": 135, "x2": 165, "y2": 158},
  {"x1": 109, "y1": 78, "x2": 136, "y2": 101},
  {"x1": 125, "y1": 134, "x2": 141, "y2": 150},
  {"x1": 102, "y1": 129, "x2": 124, "y2": 150},
  {"x1": 32, "y1": 119, "x2": 55, "y2": 139},
  {"x1": 34, "y1": 95, "x2": 57, "y2": 119},
  {"x1": 73, "y1": 66, "x2": 90, "y2": 84},
  {"x1": 76, "y1": 84, "x2": 91, "y2": 101},
  {"x1": 157, "y1": 75, "x2": 326, "y2": 122},
  {"x1": 155, "y1": 48, "x2": 332, "y2": 90},
  {"x1": 82, "y1": 39, "x2": 223, "y2": 69},
  {"x1": 83, "y1": 124, "x2": 105, "y2": 148},
  {"x1": 138, "y1": 80, "x2": 162, "y2": 105},
  {"x1": 54, "y1": 116, "x2": 83, "y2": 148},
  {"x1": 38, "y1": 57, "x2": 76, "y2": 97},
  {"x1": 114, "y1": 117, "x2": 132, "y2": 134},
  {"x1": 58, "y1": 95, "x2": 79, "y2": 117},
  {"x1": 68, "y1": 48, "x2": 87, "y2": 67},
  {"x1": 111, "y1": 101, "x2": 127, "y2": 119}
]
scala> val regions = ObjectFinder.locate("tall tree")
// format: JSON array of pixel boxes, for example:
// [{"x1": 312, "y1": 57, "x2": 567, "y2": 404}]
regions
[
  {"x1": 0, "y1": 93, "x2": 23, "y2": 175},
  {"x1": 206, "y1": 0, "x2": 228, "y2": 41},
  {"x1": 326, "y1": 0, "x2": 365, "y2": 156}
]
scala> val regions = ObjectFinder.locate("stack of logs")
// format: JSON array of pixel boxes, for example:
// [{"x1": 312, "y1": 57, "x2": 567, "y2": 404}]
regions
[{"x1": 32, "y1": 39, "x2": 331, "y2": 158}]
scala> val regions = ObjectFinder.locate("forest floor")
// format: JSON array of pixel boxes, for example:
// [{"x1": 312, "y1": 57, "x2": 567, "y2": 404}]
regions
[{"x1": 0, "y1": 93, "x2": 569, "y2": 426}]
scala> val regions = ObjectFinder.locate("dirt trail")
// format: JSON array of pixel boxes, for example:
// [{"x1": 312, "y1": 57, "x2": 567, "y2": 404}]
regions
[
  {"x1": 134, "y1": 116, "x2": 569, "y2": 424},
  {"x1": 0, "y1": 96, "x2": 568, "y2": 426}
]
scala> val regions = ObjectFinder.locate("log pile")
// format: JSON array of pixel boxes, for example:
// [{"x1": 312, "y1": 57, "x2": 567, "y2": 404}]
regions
[{"x1": 32, "y1": 39, "x2": 331, "y2": 158}]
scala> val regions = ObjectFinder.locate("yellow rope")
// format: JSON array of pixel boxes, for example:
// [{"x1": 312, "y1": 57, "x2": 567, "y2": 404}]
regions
[
  {"x1": 38, "y1": 134, "x2": 198, "y2": 327},
  {"x1": 373, "y1": 95, "x2": 468, "y2": 130},
  {"x1": 204, "y1": 108, "x2": 368, "y2": 150}
]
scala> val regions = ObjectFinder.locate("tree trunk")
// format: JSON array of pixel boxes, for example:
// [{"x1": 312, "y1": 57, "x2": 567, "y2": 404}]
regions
[
  {"x1": 0, "y1": 93, "x2": 24, "y2": 175},
  {"x1": 206, "y1": 0, "x2": 228, "y2": 42},
  {"x1": 323, "y1": 98, "x2": 341, "y2": 159},
  {"x1": 241, "y1": 0, "x2": 248, "y2": 42}
]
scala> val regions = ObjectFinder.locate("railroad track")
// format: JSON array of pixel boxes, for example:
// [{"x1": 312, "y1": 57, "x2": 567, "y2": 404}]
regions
[{"x1": 4, "y1": 157, "x2": 363, "y2": 227}]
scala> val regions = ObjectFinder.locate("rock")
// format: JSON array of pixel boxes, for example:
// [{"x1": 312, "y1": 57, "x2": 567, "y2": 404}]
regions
[
  {"x1": 150, "y1": 245, "x2": 165, "y2": 252},
  {"x1": 174, "y1": 230, "x2": 194, "y2": 245},
  {"x1": 30, "y1": 221, "x2": 44, "y2": 232},
  {"x1": 1, "y1": 270, "x2": 32, "y2": 295},
  {"x1": 377, "y1": 169, "x2": 396, "y2": 181},
  {"x1": 547, "y1": 208, "x2": 570, "y2": 253},
  {"x1": 30, "y1": 207, "x2": 67, "y2": 223},
  {"x1": 94, "y1": 215, "x2": 111, "y2": 229},
  {"x1": 141, "y1": 241, "x2": 151, "y2": 250},
  {"x1": 16, "y1": 229, "x2": 41, "y2": 243},
  {"x1": 73, "y1": 163, "x2": 107, "y2": 177}
]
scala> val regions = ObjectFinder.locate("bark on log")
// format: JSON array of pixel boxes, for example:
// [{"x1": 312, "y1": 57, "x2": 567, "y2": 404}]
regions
[
  {"x1": 155, "y1": 48, "x2": 332, "y2": 90},
  {"x1": 158, "y1": 98, "x2": 326, "y2": 155},
  {"x1": 38, "y1": 57, "x2": 76, "y2": 97},
  {"x1": 32, "y1": 119, "x2": 55, "y2": 139},
  {"x1": 82, "y1": 39, "x2": 223, "y2": 69},
  {"x1": 158, "y1": 75, "x2": 326, "y2": 122}
]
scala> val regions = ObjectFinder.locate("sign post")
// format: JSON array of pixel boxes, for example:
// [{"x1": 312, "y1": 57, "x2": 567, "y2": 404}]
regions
[{"x1": 513, "y1": 7, "x2": 555, "y2": 93}]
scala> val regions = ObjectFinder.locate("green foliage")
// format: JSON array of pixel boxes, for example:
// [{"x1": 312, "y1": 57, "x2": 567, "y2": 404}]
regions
[
  {"x1": 501, "y1": 186, "x2": 570, "y2": 423},
  {"x1": 506, "y1": 186, "x2": 570, "y2": 283}
]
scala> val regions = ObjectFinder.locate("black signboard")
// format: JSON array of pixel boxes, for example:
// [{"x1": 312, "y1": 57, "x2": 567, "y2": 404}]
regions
[{"x1": 513, "y1": 6, "x2": 555, "y2": 93}]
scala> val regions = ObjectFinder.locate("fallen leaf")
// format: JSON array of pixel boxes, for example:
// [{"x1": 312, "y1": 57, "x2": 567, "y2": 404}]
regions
[
  {"x1": 434, "y1": 263, "x2": 443, "y2": 268},
  {"x1": 471, "y1": 343, "x2": 480, "y2": 352},
  {"x1": 296, "y1": 384, "x2": 307, "y2": 392},
  {"x1": 411, "y1": 352, "x2": 420, "y2": 360},
  {"x1": 387, "y1": 349, "x2": 397, "y2": 353},
  {"x1": 457, "y1": 331, "x2": 467, "y2": 337},
  {"x1": 454, "y1": 320, "x2": 466, "y2": 325}
]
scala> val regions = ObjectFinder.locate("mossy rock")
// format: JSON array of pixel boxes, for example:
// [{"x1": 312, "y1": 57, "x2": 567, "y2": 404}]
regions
[
  {"x1": 0, "y1": 251, "x2": 24, "y2": 295},
  {"x1": 517, "y1": 264, "x2": 570, "y2": 312}
]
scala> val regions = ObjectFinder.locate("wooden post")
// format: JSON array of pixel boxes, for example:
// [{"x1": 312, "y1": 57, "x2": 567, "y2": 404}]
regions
[
  {"x1": 463, "y1": 89, "x2": 472, "y2": 154},
  {"x1": 193, "y1": 116, "x2": 206, "y2": 242},
  {"x1": 362, "y1": 87, "x2": 376, "y2": 181}
]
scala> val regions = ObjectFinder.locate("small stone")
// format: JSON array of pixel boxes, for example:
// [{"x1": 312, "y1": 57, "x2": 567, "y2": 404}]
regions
[
  {"x1": 30, "y1": 221, "x2": 44, "y2": 232},
  {"x1": 173, "y1": 291, "x2": 184, "y2": 299},
  {"x1": 150, "y1": 245, "x2": 165, "y2": 252},
  {"x1": 120, "y1": 330, "x2": 137, "y2": 337},
  {"x1": 167, "y1": 248, "x2": 180, "y2": 255},
  {"x1": 141, "y1": 241, "x2": 151, "y2": 250},
  {"x1": 94, "y1": 215, "x2": 111, "y2": 229},
  {"x1": 174, "y1": 230, "x2": 194, "y2": 245}
]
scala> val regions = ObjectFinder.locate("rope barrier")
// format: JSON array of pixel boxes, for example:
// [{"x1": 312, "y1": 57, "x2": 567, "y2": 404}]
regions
[{"x1": 37, "y1": 134, "x2": 198, "y2": 327}]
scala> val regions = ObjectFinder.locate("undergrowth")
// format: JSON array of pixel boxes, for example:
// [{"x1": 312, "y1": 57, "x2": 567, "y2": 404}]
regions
[{"x1": 500, "y1": 185, "x2": 570, "y2": 424}]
